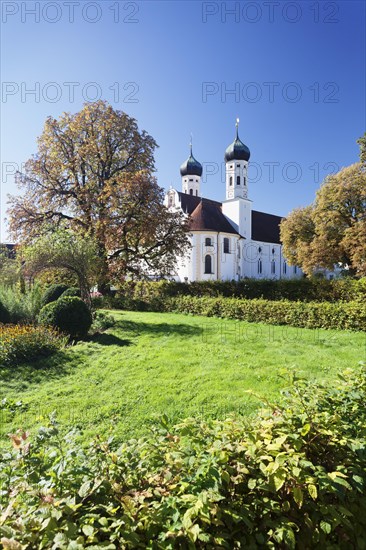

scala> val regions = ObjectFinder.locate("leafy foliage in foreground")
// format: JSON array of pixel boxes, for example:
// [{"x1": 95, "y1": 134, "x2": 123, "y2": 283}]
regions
[
  {"x1": 1, "y1": 367, "x2": 365, "y2": 548},
  {"x1": 0, "y1": 324, "x2": 66, "y2": 366},
  {"x1": 38, "y1": 296, "x2": 93, "y2": 339}
]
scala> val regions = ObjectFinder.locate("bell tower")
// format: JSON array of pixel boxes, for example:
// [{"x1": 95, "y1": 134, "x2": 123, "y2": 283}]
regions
[
  {"x1": 180, "y1": 137, "x2": 203, "y2": 197},
  {"x1": 225, "y1": 119, "x2": 250, "y2": 200}
]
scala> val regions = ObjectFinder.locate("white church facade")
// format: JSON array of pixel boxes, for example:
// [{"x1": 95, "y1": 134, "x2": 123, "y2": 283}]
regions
[{"x1": 164, "y1": 121, "x2": 304, "y2": 282}]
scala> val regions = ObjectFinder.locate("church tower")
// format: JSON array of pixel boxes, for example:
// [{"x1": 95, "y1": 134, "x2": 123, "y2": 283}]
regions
[
  {"x1": 180, "y1": 139, "x2": 203, "y2": 197},
  {"x1": 222, "y1": 119, "x2": 252, "y2": 239},
  {"x1": 225, "y1": 119, "x2": 250, "y2": 200}
]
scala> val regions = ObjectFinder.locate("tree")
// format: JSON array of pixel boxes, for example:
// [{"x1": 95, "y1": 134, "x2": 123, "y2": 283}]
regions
[
  {"x1": 280, "y1": 163, "x2": 366, "y2": 277},
  {"x1": 357, "y1": 132, "x2": 366, "y2": 164},
  {"x1": 0, "y1": 246, "x2": 20, "y2": 287},
  {"x1": 22, "y1": 229, "x2": 101, "y2": 308},
  {"x1": 8, "y1": 101, "x2": 189, "y2": 290}
]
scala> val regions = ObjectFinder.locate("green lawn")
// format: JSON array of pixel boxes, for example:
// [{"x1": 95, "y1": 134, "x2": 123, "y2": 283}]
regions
[{"x1": 1, "y1": 310, "x2": 365, "y2": 447}]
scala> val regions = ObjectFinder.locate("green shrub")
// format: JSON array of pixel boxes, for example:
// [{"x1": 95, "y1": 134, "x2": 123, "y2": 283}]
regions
[
  {"x1": 0, "y1": 324, "x2": 65, "y2": 365},
  {"x1": 92, "y1": 311, "x2": 116, "y2": 331},
  {"x1": 60, "y1": 286, "x2": 81, "y2": 298},
  {"x1": 0, "y1": 300, "x2": 10, "y2": 324},
  {"x1": 0, "y1": 284, "x2": 44, "y2": 323},
  {"x1": 38, "y1": 296, "x2": 92, "y2": 339},
  {"x1": 1, "y1": 367, "x2": 365, "y2": 547},
  {"x1": 41, "y1": 283, "x2": 70, "y2": 307}
]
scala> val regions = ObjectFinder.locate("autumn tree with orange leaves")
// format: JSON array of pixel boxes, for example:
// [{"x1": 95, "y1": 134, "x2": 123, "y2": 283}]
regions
[
  {"x1": 280, "y1": 161, "x2": 366, "y2": 277},
  {"x1": 8, "y1": 101, "x2": 189, "y2": 291}
]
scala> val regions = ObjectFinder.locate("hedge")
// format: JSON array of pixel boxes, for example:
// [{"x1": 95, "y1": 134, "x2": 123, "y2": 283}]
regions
[
  {"x1": 167, "y1": 296, "x2": 366, "y2": 331},
  {"x1": 115, "y1": 278, "x2": 366, "y2": 303},
  {"x1": 1, "y1": 367, "x2": 365, "y2": 547}
]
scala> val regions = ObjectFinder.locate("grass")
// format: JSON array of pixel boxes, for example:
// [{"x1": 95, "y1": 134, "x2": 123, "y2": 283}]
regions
[{"x1": 1, "y1": 310, "x2": 365, "y2": 447}]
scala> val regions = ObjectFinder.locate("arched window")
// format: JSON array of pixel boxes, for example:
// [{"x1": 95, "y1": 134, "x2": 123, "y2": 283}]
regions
[
  {"x1": 258, "y1": 260, "x2": 262, "y2": 274},
  {"x1": 190, "y1": 189, "x2": 193, "y2": 195},
  {"x1": 229, "y1": 176, "x2": 233, "y2": 186},
  {"x1": 196, "y1": 190, "x2": 198, "y2": 196},
  {"x1": 294, "y1": 266, "x2": 297, "y2": 274},
  {"x1": 243, "y1": 177, "x2": 246, "y2": 186},
  {"x1": 223, "y1": 237, "x2": 230, "y2": 254},
  {"x1": 205, "y1": 237, "x2": 212, "y2": 246},
  {"x1": 271, "y1": 260, "x2": 276, "y2": 274},
  {"x1": 236, "y1": 175, "x2": 240, "y2": 185},
  {"x1": 283, "y1": 261, "x2": 287, "y2": 274},
  {"x1": 204, "y1": 255, "x2": 212, "y2": 274}
]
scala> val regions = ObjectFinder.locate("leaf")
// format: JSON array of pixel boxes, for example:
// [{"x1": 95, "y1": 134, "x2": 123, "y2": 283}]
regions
[
  {"x1": 300, "y1": 423, "x2": 311, "y2": 436},
  {"x1": 283, "y1": 527, "x2": 296, "y2": 549},
  {"x1": 320, "y1": 521, "x2": 332, "y2": 534},
  {"x1": 293, "y1": 486, "x2": 303, "y2": 508},
  {"x1": 308, "y1": 484, "x2": 317, "y2": 500},
  {"x1": 248, "y1": 478, "x2": 256, "y2": 490},
  {"x1": 78, "y1": 480, "x2": 92, "y2": 498},
  {"x1": 82, "y1": 524, "x2": 94, "y2": 537},
  {"x1": 270, "y1": 468, "x2": 286, "y2": 492}
]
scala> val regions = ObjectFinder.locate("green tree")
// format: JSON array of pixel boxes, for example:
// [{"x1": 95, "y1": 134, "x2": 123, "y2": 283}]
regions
[
  {"x1": 280, "y1": 163, "x2": 366, "y2": 277},
  {"x1": 23, "y1": 229, "x2": 101, "y2": 308},
  {"x1": 8, "y1": 101, "x2": 189, "y2": 291},
  {"x1": 357, "y1": 132, "x2": 366, "y2": 164}
]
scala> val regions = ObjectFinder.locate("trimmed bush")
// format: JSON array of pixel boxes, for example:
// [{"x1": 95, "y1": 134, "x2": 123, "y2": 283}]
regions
[
  {"x1": 1, "y1": 367, "x2": 365, "y2": 546},
  {"x1": 0, "y1": 300, "x2": 10, "y2": 324},
  {"x1": 60, "y1": 286, "x2": 81, "y2": 298},
  {"x1": 38, "y1": 296, "x2": 92, "y2": 339},
  {"x1": 41, "y1": 284, "x2": 70, "y2": 307},
  {"x1": 0, "y1": 324, "x2": 65, "y2": 365}
]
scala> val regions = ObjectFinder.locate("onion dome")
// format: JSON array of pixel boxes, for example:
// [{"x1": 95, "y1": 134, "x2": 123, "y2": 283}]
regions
[
  {"x1": 180, "y1": 143, "x2": 203, "y2": 177},
  {"x1": 225, "y1": 119, "x2": 250, "y2": 162}
]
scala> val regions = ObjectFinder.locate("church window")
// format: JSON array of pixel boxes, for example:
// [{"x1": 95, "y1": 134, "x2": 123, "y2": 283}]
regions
[
  {"x1": 258, "y1": 246, "x2": 262, "y2": 253},
  {"x1": 237, "y1": 176, "x2": 240, "y2": 185},
  {"x1": 258, "y1": 260, "x2": 262, "y2": 274},
  {"x1": 283, "y1": 261, "x2": 287, "y2": 274},
  {"x1": 196, "y1": 190, "x2": 198, "y2": 196},
  {"x1": 190, "y1": 189, "x2": 193, "y2": 195},
  {"x1": 244, "y1": 177, "x2": 246, "y2": 185},
  {"x1": 272, "y1": 248, "x2": 275, "y2": 255},
  {"x1": 224, "y1": 237, "x2": 230, "y2": 254},
  {"x1": 294, "y1": 266, "x2": 297, "y2": 274},
  {"x1": 237, "y1": 243, "x2": 241, "y2": 258},
  {"x1": 204, "y1": 255, "x2": 212, "y2": 274},
  {"x1": 229, "y1": 176, "x2": 233, "y2": 186},
  {"x1": 205, "y1": 237, "x2": 212, "y2": 246},
  {"x1": 271, "y1": 260, "x2": 276, "y2": 274},
  {"x1": 169, "y1": 195, "x2": 174, "y2": 206},
  {"x1": 237, "y1": 164, "x2": 240, "y2": 168}
]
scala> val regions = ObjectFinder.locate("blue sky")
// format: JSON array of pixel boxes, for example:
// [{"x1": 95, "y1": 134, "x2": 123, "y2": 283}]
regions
[{"x1": 1, "y1": 0, "x2": 365, "y2": 241}]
